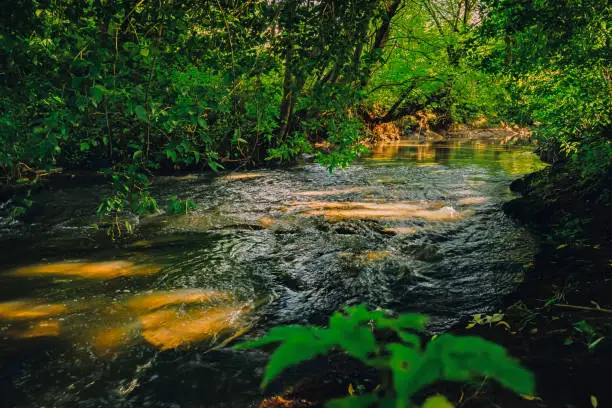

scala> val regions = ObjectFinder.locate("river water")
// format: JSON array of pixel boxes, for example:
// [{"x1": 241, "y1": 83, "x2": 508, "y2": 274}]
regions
[{"x1": 0, "y1": 138, "x2": 546, "y2": 407}]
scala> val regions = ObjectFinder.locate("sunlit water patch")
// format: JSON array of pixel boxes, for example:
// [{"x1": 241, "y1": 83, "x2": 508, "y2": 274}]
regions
[{"x1": 0, "y1": 138, "x2": 546, "y2": 407}]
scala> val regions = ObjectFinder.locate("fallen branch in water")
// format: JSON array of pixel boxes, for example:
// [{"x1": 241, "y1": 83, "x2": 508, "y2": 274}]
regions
[{"x1": 554, "y1": 304, "x2": 612, "y2": 314}]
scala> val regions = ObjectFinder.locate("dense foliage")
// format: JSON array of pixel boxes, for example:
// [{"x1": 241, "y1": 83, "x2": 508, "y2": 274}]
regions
[
  {"x1": 479, "y1": 0, "x2": 611, "y2": 181},
  {"x1": 0, "y1": 0, "x2": 402, "y2": 179},
  {"x1": 1, "y1": 1, "x2": 609, "y2": 216}
]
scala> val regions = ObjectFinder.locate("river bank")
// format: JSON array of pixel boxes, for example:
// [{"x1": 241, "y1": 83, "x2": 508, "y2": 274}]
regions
[{"x1": 462, "y1": 163, "x2": 612, "y2": 408}]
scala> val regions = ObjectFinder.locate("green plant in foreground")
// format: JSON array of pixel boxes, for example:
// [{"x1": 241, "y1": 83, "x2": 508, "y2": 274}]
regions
[{"x1": 237, "y1": 305, "x2": 534, "y2": 408}]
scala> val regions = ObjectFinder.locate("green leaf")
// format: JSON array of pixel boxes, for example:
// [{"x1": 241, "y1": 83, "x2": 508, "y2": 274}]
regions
[
  {"x1": 325, "y1": 394, "x2": 378, "y2": 408},
  {"x1": 134, "y1": 105, "x2": 148, "y2": 121},
  {"x1": 387, "y1": 343, "x2": 428, "y2": 400},
  {"x1": 165, "y1": 149, "x2": 177, "y2": 162},
  {"x1": 235, "y1": 325, "x2": 313, "y2": 349},
  {"x1": 378, "y1": 313, "x2": 429, "y2": 332},
  {"x1": 236, "y1": 325, "x2": 334, "y2": 387},
  {"x1": 208, "y1": 159, "x2": 223, "y2": 172},
  {"x1": 588, "y1": 337, "x2": 605, "y2": 350},
  {"x1": 339, "y1": 326, "x2": 377, "y2": 360},
  {"x1": 397, "y1": 331, "x2": 421, "y2": 348},
  {"x1": 422, "y1": 395, "x2": 454, "y2": 408},
  {"x1": 237, "y1": 306, "x2": 533, "y2": 406},
  {"x1": 428, "y1": 335, "x2": 535, "y2": 395},
  {"x1": 328, "y1": 311, "x2": 376, "y2": 360},
  {"x1": 71, "y1": 76, "x2": 82, "y2": 89},
  {"x1": 261, "y1": 338, "x2": 330, "y2": 387},
  {"x1": 91, "y1": 85, "x2": 104, "y2": 106}
]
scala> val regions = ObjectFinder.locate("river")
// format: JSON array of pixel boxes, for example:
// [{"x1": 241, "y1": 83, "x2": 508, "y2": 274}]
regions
[{"x1": 0, "y1": 137, "x2": 546, "y2": 407}]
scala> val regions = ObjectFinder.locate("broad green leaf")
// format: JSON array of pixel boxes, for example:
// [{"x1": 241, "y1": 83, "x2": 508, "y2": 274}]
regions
[
  {"x1": 422, "y1": 395, "x2": 454, "y2": 408},
  {"x1": 379, "y1": 313, "x2": 429, "y2": 331},
  {"x1": 397, "y1": 331, "x2": 421, "y2": 348},
  {"x1": 208, "y1": 159, "x2": 224, "y2": 172},
  {"x1": 260, "y1": 337, "x2": 332, "y2": 387},
  {"x1": 134, "y1": 105, "x2": 148, "y2": 121},
  {"x1": 338, "y1": 326, "x2": 376, "y2": 360},
  {"x1": 387, "y1": 343, "x2": 428, "y2": 400},
  {"x1": 235, "y1": 325, "x2": 318, "y2": 349},
  {"x1": 328, "y1": 310, "x2": 377, "y2": 360},
  {"x1": 91, "y1": 85, "x2": 104, "y2": 105},
  {"x1": 429, "y1": 335, "x2": 535, "y2": 395},
  {"x1": 165, "y1": 149, "x2": 177, "y2": 162},
  {"x1": 343, "y1": 304, "x2": 386, "y2": 323}
]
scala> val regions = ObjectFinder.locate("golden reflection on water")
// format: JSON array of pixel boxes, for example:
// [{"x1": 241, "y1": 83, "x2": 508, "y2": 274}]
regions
[
  {"x1": 382, "y1": 227, "x2": 419, "y2": 235},
  {"x1": 0, "y1": 285, "x2": 249, "y2": 353},
  {"x1": 497, "y1": 151, "x2": 548, "y2": 175},
  {"x1": 293, "y1": 187, "x2": 374, "y2": 197},
  {"x1": 19, "y1": 320, "x2": 61, "y2": 338},
  {"x1": 365, "y1": 140, "x2": 546, "y2": 176},
  {"x1": 291, "y1": 201, "x2": 465, "y2": 221},
  {"x1": 91, "y1": 324, "x2": 136, "y2": 353},
  {"x1": 458, "y1": 197, "x2": 488, "y2": 205},
  {"x1": 414, "y1": 162, "x2": 439, "y2": 167},
  {"x1": 127, "y1": 289, "x2": 233, "y2": 313},
  {"x1": 12, "y1": 261, "x2": 161, "y2": 279},
  {"x1": 140, "y1": 304, "x2": 248, "y2": 350},
  {"x1": 0, "y1": 300, "x2": 68, "y2": 320},
  {"x1": 90, "y1": 290, "x2": 247, "y2": 352},
  {"x1": 368, "y1": 142, "x2": 438, "y2": 162},
  {"x1": 258, "y1": 217, "x2": 276, "y2": 229},
  {"x1": 221, "y1": 173, "x2": 265, "y2": 181},
  {"x1": 339, "y1": 251, "x2": 392, "y2": 262}
]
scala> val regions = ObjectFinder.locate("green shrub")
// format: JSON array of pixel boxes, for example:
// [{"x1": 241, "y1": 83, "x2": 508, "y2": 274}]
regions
[{"x1": 237, "y1": 304, "x2": 534, "y2": 408}]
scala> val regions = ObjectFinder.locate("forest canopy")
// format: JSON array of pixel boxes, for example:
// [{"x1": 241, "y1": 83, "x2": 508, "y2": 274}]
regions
[{"x1": 1, "y1": 0, "x2": 610, "y2": 217}]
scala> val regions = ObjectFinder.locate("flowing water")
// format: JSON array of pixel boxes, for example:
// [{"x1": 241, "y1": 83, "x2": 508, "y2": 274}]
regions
[{"x1": 0, "y1": 138, "x2": 546, "y2": 407}]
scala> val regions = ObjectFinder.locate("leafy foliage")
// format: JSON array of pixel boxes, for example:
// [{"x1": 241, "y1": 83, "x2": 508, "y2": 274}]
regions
[
  {"x1": 478, "y1": 0, "x2": 611, "y2": 185},
  {"x1": 1, "y1": 0, "x2": 608, "y2": 227},
  {"x1": 237, "y1": 304, "x2": 534, "y2": 407},
  {"x1": 0, "y1": 0, "x2": 432, "y2": 220}
]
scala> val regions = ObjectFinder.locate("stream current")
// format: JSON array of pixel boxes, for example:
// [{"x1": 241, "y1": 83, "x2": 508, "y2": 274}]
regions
[{"x1": 0, "y1": 138, "x2": 546, "y2": 407}]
